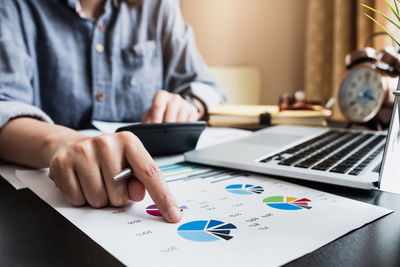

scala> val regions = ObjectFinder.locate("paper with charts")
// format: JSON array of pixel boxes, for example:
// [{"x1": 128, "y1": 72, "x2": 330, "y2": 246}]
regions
[{"x1": 16, "y1": 162, "x2": 392, "y2": 267}]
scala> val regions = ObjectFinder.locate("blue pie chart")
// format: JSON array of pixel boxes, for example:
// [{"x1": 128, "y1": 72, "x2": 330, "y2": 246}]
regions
[
  {"x1": 177, "y1": 219, "x2": 237, "y2": 242},
  {"x1": 225, "y1": 184, "x2": 264, "y2": 195}
]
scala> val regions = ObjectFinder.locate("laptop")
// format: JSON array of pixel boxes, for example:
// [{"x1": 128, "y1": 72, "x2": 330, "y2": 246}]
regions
[{"x1": 184, "y1": 90, "x2": 400, "y2": 191}]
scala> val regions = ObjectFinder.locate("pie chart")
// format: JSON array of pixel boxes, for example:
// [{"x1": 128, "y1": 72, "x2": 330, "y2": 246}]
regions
[
  {"x1": 225, "y1": 184, "x2": 264, "y2": 195},
  {"x1": 146, "y1": 204, "x2": 188, "y2": 217},
  {"x1": 263, "y1": 196, "x2": 312, "y2": 210},
  {"x1": 177, "y1": 219, "x2": 237, "y2": 242}
]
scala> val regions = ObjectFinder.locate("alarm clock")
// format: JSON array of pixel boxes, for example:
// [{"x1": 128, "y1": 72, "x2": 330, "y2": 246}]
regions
[{"x1": 338, "y1": 46, "x2": 400, "y2": 127}]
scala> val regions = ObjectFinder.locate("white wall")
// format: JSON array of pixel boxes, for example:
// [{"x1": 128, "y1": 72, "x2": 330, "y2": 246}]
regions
[{"x1": 181, "y1": 0, "x2": 308, "y2": 105}]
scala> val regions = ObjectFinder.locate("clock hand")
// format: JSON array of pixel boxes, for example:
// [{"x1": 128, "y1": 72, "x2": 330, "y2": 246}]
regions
[
  {"x1": 364, "y1": 93, "x2": 375, "y2": 101},
  {"x1": 358, "y1": 91, "x2": 374, "y2": 101},
  {"x1": 366, "y1": 95, "x2": 374, "y2": 101},
  {"x1": 349, "y1": 101, "x2": 356, "y2": 107}
]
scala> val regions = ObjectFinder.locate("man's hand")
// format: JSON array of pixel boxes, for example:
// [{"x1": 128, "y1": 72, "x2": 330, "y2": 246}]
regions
[
  {"x1": 48, "y1": 132, "x2": 182, "y2": 222},
  {"x1": 142, "y1": 90, "x2": 205, "y2": 123},
  {"x1": 0, "y1": 118, "x2": 182, "y2": 223}
]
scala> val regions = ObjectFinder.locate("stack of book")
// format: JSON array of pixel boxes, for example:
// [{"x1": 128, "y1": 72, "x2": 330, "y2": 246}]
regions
[{"x1": 207, "y1": 104, "x2": 331, "y2": 127}]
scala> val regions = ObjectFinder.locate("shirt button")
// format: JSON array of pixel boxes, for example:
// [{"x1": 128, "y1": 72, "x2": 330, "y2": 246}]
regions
[
  {"x1": 130, "y1": 76, "x2": 136, "y2": 87},
  {"x1": 95, "y1": 44, "x2": 104, "y2": 53},
  {"x1": 98, "y1": 21, "x2": 105, "y2": 31},
  {"x1": 96, "y1": 92, "x2": 106, "y2": 102}
]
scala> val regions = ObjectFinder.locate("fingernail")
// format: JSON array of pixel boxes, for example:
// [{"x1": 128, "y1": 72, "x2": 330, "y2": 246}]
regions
[{"x1": 167, "y1": 206, "x2": 182, "y2": 222}]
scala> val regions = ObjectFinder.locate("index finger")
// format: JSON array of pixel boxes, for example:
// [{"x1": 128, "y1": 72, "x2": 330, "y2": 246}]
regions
[{"x1": 122, "y1": 132, "x2": 182, "y2": 223}]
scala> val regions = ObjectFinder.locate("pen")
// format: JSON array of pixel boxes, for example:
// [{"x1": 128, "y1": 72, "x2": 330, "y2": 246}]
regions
[{"x1": 113, "y1": 168, "x2": 133, "y2": 181}]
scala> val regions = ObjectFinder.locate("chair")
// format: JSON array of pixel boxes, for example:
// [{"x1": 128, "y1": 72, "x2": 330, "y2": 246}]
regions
[{"x1": 209, "y1": 66, "x2": 262, "y2": 105}]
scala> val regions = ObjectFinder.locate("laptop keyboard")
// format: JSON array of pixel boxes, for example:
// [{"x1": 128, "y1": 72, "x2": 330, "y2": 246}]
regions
[{"x1": 260, "y1": 130, "x2": 386, "y2": 176}]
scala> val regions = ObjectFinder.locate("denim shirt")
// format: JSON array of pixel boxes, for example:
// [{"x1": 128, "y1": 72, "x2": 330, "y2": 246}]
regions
[{"x1": 0, "y1": 0, "x2": 225, "y2": 129}]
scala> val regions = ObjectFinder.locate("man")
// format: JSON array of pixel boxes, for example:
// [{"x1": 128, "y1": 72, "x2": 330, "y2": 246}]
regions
[{"x1": 0, "y1": 0, "x2": 225, "y2": 223}]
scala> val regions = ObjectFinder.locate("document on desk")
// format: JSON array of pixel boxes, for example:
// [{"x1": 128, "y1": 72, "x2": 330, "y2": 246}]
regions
[{"x1": 16, "y1": 161, "x2": 392, "y2": 267}]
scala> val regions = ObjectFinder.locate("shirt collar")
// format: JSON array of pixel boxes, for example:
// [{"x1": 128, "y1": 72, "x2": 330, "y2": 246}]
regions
[{"x1": 63, "y1": 0, "x2": 120, "y2": 19}]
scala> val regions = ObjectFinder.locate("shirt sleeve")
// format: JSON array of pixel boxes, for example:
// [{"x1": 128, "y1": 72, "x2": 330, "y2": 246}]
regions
[
  {"x1": 0, "y1": 1, "x2": 53, "y2": 129},
  {"x1": 160, "y1": 0, "x2": 226, "y2": 110}
]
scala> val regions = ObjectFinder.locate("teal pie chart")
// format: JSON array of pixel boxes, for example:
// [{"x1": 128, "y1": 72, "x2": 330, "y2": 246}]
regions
[{"x1": 177, "y1": 220, "x2": 237, "y2": 242}]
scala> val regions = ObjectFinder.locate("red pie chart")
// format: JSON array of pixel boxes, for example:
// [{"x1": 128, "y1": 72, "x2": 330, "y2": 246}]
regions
[{"x1": 146, "y1": 204, "x2": 188, "y2": 217}]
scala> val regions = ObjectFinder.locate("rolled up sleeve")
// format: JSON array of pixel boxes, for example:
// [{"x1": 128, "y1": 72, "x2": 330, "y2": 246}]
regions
[
  {"x1": 0, "y1": 101, "x2": 53, "y2": 128},
  {"x1": 160, "y1": 0, "x2": 226, "y2": 110},
  {"x1": 0, "y1": 0, "x2": 53, "y2": 129}
]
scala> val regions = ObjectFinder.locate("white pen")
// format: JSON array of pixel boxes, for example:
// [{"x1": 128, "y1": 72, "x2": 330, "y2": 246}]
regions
[{"x1": 113, "y1": 168, "x2": 133, "y2": 181}]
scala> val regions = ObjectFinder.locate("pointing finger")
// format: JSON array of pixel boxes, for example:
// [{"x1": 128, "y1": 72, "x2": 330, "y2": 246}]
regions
[{"x1": 121, "y1": 132, "x2": 182, "y2": 223}]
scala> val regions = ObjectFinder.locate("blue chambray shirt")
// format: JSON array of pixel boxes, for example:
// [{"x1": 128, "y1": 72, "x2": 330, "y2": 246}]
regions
[{"x1": 0, "y1": 0, "x2": 225, "y2": 129}]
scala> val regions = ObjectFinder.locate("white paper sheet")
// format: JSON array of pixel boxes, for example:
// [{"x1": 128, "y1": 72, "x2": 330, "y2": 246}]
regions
[
  {"x1": 77, "y1": 129, "x2": 103, "y2": 137},
  {"x1": 16, "y1": 162, "x2": 392, "y2": 267},
  {"x1": 0, "y1": 163, "x2": 30, "y2": 189},
  {"x1": 92, "y1": 120, "x2": 139, "y2": 133},
  {"x1": 195, "y1": 127, "x2": 252, "y2": 149}
]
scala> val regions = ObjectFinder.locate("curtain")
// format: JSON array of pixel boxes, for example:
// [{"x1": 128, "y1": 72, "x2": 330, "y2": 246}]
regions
[{"x1": 304, "y1": 0, "x2": 394, "y2": 120}]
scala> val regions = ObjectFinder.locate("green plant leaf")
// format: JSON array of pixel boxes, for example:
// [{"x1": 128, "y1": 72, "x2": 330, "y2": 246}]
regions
[
  {"x1": 362, "y1": 4, "x2": 400, "y2": 31},
  {"x1": 364, "y1": 14, "x2": 400, "y2": 47},
  {"x1": 397, "y1": 0, "x2": 400, "y2": 15},
  {"x1": 384, "y1": 0, "x2": 400, "y2": 23}
]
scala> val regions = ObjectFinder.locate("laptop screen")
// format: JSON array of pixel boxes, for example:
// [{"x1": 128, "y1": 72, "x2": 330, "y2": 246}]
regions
[{"x1": 379, "y1": 90, "x2": 400, "y2": 193}]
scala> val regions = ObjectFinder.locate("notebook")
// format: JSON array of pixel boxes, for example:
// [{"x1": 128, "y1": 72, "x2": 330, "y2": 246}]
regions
[{"x1": 207, "y1": 104, "x2": 331, "y2": 126}]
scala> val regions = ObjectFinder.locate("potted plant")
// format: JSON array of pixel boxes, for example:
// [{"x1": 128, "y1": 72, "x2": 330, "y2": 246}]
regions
[
  {"x1": 362, "y1": 0, "x2": 400, "y2": 126},
  {"x1": 362, "y1": 0, "x2": 400, "y2": 46}
]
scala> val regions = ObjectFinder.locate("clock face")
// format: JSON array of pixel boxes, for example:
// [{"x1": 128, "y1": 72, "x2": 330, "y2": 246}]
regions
[{"x1": 339, "y1": 66, "x2": 383, "y2": 122}]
